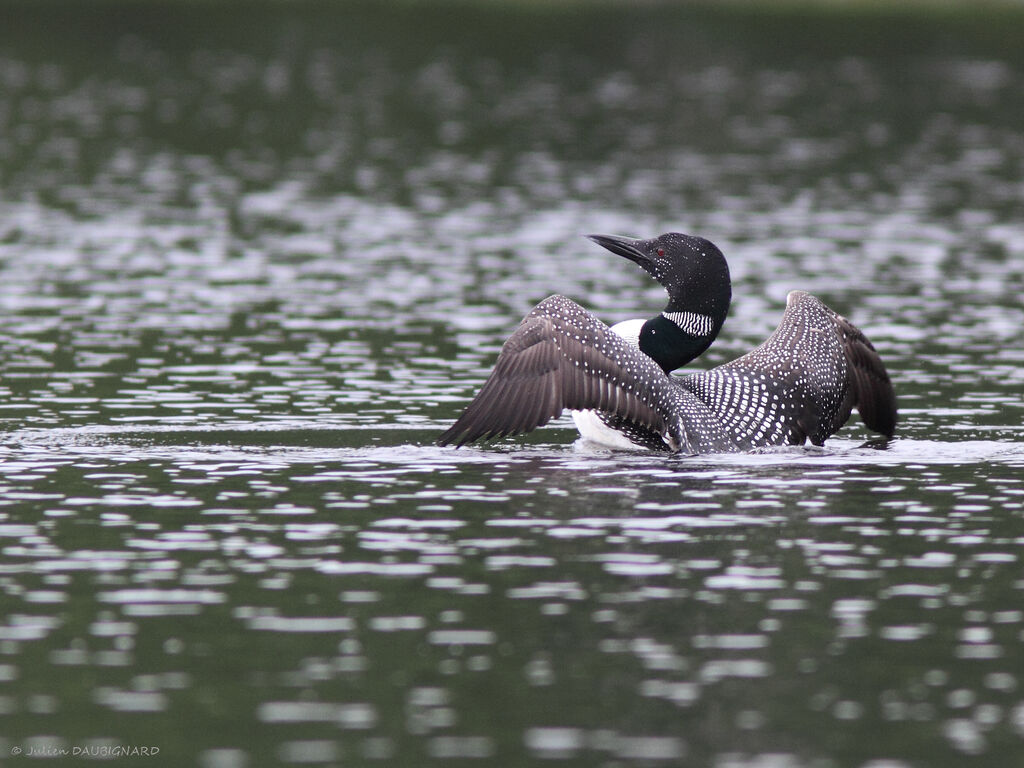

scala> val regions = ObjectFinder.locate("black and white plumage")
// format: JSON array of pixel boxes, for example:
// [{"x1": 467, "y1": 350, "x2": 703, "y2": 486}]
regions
[{"x1": 438, "y1": 233, "x2": 896, "y2": 454}]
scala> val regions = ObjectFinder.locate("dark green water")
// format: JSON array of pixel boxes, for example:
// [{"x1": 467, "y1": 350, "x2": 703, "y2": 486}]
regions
[{"x1": 1, "y1": 2, "x2": 1023, "y2": 766}]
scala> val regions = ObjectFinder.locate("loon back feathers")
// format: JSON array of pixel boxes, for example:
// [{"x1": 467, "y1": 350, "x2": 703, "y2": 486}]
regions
[{"x1": 680, "y1": 291, "x2": 896, "y2": 451}]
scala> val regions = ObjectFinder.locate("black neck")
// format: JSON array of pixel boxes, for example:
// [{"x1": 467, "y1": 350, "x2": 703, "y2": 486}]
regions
[{"x1": 639, "y1": 315, "x2": 713, "y2": 374}]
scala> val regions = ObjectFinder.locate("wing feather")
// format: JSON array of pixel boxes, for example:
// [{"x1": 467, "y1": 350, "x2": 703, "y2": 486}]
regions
[
  {"x1": 697, "y1": 291, "x2": 896, "y2": 447},
  {"x1": 438, "y1": 296, "x2": 674, "y2": 447},
  {"x1": 835, "y1": 313, "x2": 897, "y2": 437}
]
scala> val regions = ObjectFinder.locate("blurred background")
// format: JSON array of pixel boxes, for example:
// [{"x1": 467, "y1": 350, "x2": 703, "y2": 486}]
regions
[{"x1": 1, "y1": 2, "x2": 1023, "y2": 767}]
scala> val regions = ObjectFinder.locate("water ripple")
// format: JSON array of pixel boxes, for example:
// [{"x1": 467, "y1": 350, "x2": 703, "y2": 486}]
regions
[{"x1": 0, "y1": 5, "x2": 1022, "y2": 767}]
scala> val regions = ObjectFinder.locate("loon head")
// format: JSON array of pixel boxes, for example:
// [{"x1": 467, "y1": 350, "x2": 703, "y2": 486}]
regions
[{"x1": 586, "y1": 232, "x2": 732, "y2": 373}]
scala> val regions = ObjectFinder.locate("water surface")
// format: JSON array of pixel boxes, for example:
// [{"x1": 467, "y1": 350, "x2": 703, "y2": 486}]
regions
[{"x1": 1, "y1": 3, "x2": 1023, "y2": 766}]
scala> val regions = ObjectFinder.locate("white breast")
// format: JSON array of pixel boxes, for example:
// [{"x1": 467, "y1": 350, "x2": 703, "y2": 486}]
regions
[{"x1": 570, "y1": 318, "x2": 651, "y2": 450}]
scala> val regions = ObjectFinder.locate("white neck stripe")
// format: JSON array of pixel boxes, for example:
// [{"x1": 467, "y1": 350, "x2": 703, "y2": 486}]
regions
[{"x1": 662, "y1": 311, "x2": 714, "y2": 337}]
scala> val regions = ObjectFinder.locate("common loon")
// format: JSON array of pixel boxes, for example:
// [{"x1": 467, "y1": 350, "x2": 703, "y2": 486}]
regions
[{"x1": 438, "y1": 232, "x2": 896, "y2": 454}]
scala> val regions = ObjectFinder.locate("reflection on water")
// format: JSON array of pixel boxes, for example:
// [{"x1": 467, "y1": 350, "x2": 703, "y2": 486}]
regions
[
  {"x1": 3, "y1": 431, "x2": 1024, "y2": 765},
  {"x1": 1, "y1": 3, "x2": 1023, "y2": 767}
]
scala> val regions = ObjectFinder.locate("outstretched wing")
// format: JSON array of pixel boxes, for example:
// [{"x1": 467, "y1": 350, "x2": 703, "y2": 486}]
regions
[
  {"x1": 690, "y1": 290, "x2": 896, "y2": 448},
  {"x1": 438, "y1": 295, "x2": 683, "y2": 448},
  {"x1": 833, "y1": 311, "x2": 897, "y2": 438}
]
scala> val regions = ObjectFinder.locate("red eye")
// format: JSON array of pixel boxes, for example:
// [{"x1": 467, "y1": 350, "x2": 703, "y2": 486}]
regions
[{"x1": 657, "y1": 248, "x2": 665, "y2": 257}]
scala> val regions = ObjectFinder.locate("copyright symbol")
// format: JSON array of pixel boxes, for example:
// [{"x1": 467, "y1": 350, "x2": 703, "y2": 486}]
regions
[{"x1": 11, "y1": 747, "x2": 22, "y2": 755}]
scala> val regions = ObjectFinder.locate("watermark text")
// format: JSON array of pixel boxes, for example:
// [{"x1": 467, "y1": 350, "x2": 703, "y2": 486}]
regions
[{"x1": 11, "y1": 745, "x2": 161, "y2": 758}]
